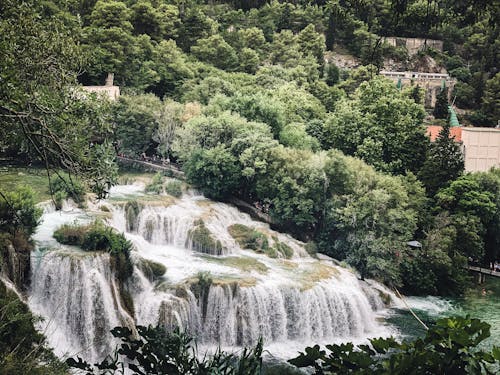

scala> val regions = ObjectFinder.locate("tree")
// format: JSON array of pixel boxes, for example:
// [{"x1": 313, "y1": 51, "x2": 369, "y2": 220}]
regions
[
  {"x1": 325, "y1": 76, "x2": 428, "y2": 174},
  {"x1": 0, "y1": 0, "x2": 118, "y2": 196},
  {"x1": 433, "y1": 88, "x2": 449, "y2": 119},
  {"x1": 298, "y1": 24, "x2": 326, "y2": 71},
  {"x1": 153, "y1": 101, "x2": 184, "y2": 159},
  {"x1": 418, "y1": 123, "x2": 464, "y2": 197},
  {"x1": 112, "y1": 94, "x2": 161, "y2": 157},
  {"x1": 184, "y1": 146, "x2": 242, "y2": 200},
  {"x1": 324, "y1": 63, "x2": 340, "y2": 86},
  {"x1": 481, "y1": 72, "x2": 500, "y2": 124},
  {"x1": 191, "y1": 35, "x2": 239, "y2": 71}
]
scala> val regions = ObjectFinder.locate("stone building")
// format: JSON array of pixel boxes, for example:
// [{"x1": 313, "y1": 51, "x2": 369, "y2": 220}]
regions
[
  {"x1": 380, "y1": 71, "x2": 454, "y2": 108},
  {"x1": 82, "y1": 73, "x2": 120, "y2": 101}
]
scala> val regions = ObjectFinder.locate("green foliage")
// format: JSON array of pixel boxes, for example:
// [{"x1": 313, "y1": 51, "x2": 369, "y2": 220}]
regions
[
  {"x1": 67, "y1": 325, "x2": 263, "y2": 375},
  {"x1": 112, "y1": 94, "x2": 161, "y2": 157},
  {"x1": 0, "y1": 282, "x2": 67, "y2": 375},
  {"x1": 289, "y1": 316, "x2": 500, "y2": 375},
  {"x1": 184, "y1": 146, "x2": 242, "y2": 200},
  {"x1": 418, "y1": 123, "x2": 464, "y2": 197},
  {"x1": 191, "y1": 35, "x2": 239, "y2": 71},
  {"x1": 53, "y1": 221, "x2": 133, "y2": 280},
  {"x1": 433, "y1": 89, "x2": 449, "y2": 119},
  {"x1": 145, "y1": 172, "x2": 164, "y2": 194},
  {"x1": 324, "y1": 76, "x2": 428, "y2": 174},
  {"x1": 0, "y1": 0, "x2": 118, "y2": 194},
  {"x1": 228, "y1": 224, "x2": 269, "y2": 252},
  {"x1": 0, "y1": 186, "x2": 42, "y2": 236},
  {"x1": 481, "y1": 72, "x2": 500, "y2": 124},
  {"x1": 50, "y1": 175, "x2": 85, "y2": 208},
  {"x1": 165, "y1": 180, "x2": 183, "y2": 198}
]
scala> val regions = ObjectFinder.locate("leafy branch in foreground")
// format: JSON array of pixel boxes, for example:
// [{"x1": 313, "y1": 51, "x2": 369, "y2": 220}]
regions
[
  {"x1": 289, "y1": 316, "x2": 500, "y2": 375},
  {"x1": 67, "y1": 325, "x2": 263, "y2": 375}
]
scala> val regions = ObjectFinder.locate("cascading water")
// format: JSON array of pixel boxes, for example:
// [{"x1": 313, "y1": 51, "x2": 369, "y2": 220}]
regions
[{"x1": 28, "y1": 182, "x2": 401, "y2": 363}]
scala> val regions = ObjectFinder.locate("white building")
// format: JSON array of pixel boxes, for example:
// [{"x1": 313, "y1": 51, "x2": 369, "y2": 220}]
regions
[{"x1": 461, "y1": 127, "x2": 500, "y2": 172}]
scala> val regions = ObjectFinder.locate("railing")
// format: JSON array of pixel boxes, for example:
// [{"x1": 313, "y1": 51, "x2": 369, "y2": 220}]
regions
[{"x1": 466, "y1": 265, "x2": 500, "y2": 278}]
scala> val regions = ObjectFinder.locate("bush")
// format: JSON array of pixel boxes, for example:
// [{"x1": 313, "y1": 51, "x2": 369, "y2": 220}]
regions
[
  {"x1": 228, "y1": 224, "x2": 269, "y2": 252},
  {"x1": 145, "y1": 172, "x2": 163, "y2": 194},
  {"x1": 53, "y1": 221, "x2": 133, "y2": 280},
  {"x1": 0, "y1": 282, "x2": 67, "y2": 375},
  {"x1": 50, "y1": 176, "x2": 85, "y2": 208},
  {"x1": 165, "y1": 180, "x2": 183, "y2": 198},
  {"x1": 67, "y1": 325, "x2": 263, "y2": 375},
  {"x1": 289, "y1": 316, "x2": 500, "y2": 374}
]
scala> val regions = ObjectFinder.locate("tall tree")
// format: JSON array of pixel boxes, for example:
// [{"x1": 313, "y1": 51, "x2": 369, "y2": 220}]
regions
[
  {"x1": 0, "y1": 0, "x2": 117, "y2": 197},
  {"x1": 433, "y1": 88, "x2": 449, "y2": 119},
  {"x1": 418, "y1": 123, "x2": 464, "y2": 197}
]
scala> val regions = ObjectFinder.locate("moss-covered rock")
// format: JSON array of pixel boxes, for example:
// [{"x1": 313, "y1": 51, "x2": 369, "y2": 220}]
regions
[
  {"x1": 228, "y1": 224, "x2": 269, "y2": 252},
  {"x1": 200, "y1": 254, "x2": 269, "y2": 274},
  {"x1": 138, "y1": 258, "x2": 167, "y2": 281},
  {"x1": 270, "y1": 236, "x2": 294, "y2": 259},
  {"x1": 188, "y1": 220, "x2": 224, "y2": 255},
  {"x1": 125, "y1": 200, "x2": 141, "y2": 232}
]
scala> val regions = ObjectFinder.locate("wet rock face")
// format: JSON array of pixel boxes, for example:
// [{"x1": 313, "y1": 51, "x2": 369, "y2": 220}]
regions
[
  {"x1": 187, "y1": 220, "x2": 224, "y2": 255},
  {"x1": 0, "y1": 233, "x2": 32, "y2": 290}
]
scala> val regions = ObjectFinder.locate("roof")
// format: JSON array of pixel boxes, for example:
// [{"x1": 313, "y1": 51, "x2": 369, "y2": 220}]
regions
[{"x1": 426, "y1": 126, "x2": 462, "y2": 142}]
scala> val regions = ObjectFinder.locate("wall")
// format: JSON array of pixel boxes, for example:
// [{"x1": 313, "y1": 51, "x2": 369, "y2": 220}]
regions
[
  {"x1": 384, "y1": 37, "x2": 444, "y2": 56},
  {"x1": 82, "y1": 85, "x2": 120, "y2": 101},
  {"x1": 462, "y1": 128, "x2": 500, "y2": 172},
  {"x1": 380, "y1": 71, "x2": 455, "y2": 107}
]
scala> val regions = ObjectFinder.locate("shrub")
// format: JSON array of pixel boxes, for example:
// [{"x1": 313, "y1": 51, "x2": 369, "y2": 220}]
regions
[
  {"x1": 53, "y1": 223, "x2": 89, "y2": 245},
  {"x1": 145, "y1": 172, "x2": 163, "y2": 194},
  {"x1": 165, "y1": 180, "x2": 183, "y2": 198},
  {"x1": 51, "y1": 176, "x2": 85, "y2": 208},
  {"x1": 53, "y1": 221, "x2": 133, "y2": 280},
  {"x1": 289, "y1": 316, "x2": 500, "y2": 374},
  {"x1": 67, "y1": 326, "x2": 263, "y2": 375},
  {"x1": 228, "y1": 224, "x2": 269, "y2": 252}
]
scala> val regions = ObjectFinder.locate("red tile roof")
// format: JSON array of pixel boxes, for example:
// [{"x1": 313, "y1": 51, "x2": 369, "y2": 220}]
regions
[{"x1": 426, "y1": 126, "x2": 462, "y2": 142}]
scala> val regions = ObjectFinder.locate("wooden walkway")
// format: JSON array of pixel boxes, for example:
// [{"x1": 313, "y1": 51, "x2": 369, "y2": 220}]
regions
[
  {"x1": 466, "y1": 265, "x2": 500, "y2": 278},
  {"x1": 116, "y1": 156, "x2": 185, "y2": 178}
]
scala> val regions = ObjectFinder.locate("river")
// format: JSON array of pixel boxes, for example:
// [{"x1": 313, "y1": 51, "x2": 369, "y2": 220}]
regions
[{"x1": 389, "y1": 277, "x2": 500, "y2": 349}]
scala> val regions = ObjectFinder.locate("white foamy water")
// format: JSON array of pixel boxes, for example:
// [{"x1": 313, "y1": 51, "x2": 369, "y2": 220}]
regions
[
  {"x1": 404, "y1": 296, "x2": 455, "y2": 316},
  {"x1": 28, "y1": 184, "x2": 403, "y2": 362}
]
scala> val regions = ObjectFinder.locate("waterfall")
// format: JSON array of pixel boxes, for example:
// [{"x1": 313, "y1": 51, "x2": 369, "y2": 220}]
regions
[
  {"x1": 29, "y1": 250, "x2": 133, "y2": 361},
  {"x1": 28, "y1": 183, "x2": 401, "y2": 362}
]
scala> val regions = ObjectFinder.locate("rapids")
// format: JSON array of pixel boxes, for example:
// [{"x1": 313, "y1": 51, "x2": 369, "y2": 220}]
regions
[{"x1": 27, "y1": 182, "x2": 401, "y2": 362}]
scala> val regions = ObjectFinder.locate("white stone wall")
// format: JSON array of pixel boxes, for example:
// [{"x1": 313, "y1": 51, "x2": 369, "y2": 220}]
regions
[
  {"x1": 462, "y1": 128, "x2": 500, "y2": 172},
  {"x1": 82, "y1": 85, "x2": 120, "y2": 101}
]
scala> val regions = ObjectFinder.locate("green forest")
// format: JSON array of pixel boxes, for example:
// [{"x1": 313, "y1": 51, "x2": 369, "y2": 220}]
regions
[{"x1": 1, "y1": 0, "x2": 499, "y2": 373}]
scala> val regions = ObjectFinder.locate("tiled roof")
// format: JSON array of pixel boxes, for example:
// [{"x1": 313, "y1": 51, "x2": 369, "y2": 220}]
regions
[{"x1": 426, "y1": 126, "x2": 462, "y2": 142}]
